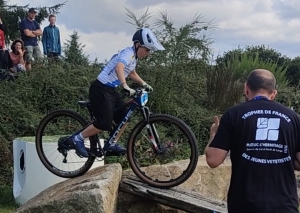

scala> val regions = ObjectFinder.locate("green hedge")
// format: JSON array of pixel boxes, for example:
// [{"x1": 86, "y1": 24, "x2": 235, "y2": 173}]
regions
[{"x1": 0, "y1": 58, "x2": 297, "y2": 187}]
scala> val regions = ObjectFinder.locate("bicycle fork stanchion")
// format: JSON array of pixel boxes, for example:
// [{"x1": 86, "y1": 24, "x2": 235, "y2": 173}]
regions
[{"x1": 140, "y1": 107, "x2": 159, "y2": 151}]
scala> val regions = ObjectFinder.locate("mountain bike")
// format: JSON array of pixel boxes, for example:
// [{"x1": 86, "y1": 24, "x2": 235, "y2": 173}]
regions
[{"x1": 35, "y1": 88, "x2": 199, "y2": 188}]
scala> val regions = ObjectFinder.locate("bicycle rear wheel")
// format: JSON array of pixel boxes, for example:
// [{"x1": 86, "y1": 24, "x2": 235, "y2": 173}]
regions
[
  {"x1": 35, "y1": 109, "x2": 97, "y2": 178},
  {"x1": 127, "y1": 114, "x2": 199, "y2": 188}
]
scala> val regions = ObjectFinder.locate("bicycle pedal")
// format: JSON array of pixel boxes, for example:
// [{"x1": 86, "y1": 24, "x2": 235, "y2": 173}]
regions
[{"x1": 86, "y1": 147, "x2": 105, "y2": 157}]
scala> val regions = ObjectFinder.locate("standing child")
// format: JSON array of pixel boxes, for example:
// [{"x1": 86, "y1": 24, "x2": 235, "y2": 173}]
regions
[{"x1": 42, "y1": 14, "x2": 61, "y2": 59}]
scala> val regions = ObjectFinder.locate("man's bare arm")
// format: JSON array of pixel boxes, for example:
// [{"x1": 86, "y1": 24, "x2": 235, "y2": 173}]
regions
[
  {"x1": 23, "y1": 29, "x2": 36, "y2": 37},
  {"x1": 294, "y1": 152, "x2": 300, "y2": 171},
  {"x1": 33, "y1": 29, "x2": 42, "y2": 36},
  {"x1": 205, "y1": 116, "x2": 229, "y2": 168},
  {"x1": 205, "y1": 141, "x2": 228, "y2": 168}
]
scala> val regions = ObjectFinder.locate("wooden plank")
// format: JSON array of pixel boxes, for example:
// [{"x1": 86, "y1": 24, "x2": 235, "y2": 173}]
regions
[{"x1": 120, "y1": 175, "x2": 228, "y2": 213}]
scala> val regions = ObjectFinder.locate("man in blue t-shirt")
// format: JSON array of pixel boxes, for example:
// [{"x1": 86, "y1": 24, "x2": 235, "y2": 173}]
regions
[{"x1": 19, "y1": 8, "x2": 43, "y2": 70}]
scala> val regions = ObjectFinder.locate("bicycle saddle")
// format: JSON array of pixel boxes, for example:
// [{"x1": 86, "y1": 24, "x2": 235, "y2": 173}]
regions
[{"x1": 78, "y1": 101, "x2": 91, "y2": 107}]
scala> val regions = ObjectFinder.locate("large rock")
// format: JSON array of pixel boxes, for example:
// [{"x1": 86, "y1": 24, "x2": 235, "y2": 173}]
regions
[
  {"x1": 15, "y1": 163, "x2": 122, "y2": 213},
  {"x1": 123, "y1": 155, "x2": 231, "y2": 201},
  {"x1": 117, "y1": 155, "x2": 230, "y2": 212},
  {"x1": 14, "y1": 154, "x2": 300, "y2": 213},
  {"x1": 117, "y1": 192, "x2": 187, "y2": 213},
  {"x1": 180, "y1": 155, "x2": 231, "y2": 201}
]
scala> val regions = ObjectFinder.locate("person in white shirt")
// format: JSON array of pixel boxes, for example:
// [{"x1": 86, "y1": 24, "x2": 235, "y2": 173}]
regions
[{"x1": 69, "y1": 28, "x2": 165, "y2": 157}]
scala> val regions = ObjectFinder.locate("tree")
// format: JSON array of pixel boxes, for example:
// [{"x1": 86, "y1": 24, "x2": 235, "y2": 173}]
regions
[
  {"x1": 286, "y1": 56, "x2": 300, "y2": 86},
  {"x1": 123, "y1": 7, "x2": 217, "y2": 154},
  {"x1": 0, "y1": 0, "x2": 65, "y2": 43},
  {"x1": 216, "y1": 45, "x2": 291, "y2": 71},
  {"x1": 125, "y1": 7, "x2": 214, "y2": 67},
  {"x1": 220, "y1": 45, "x2": 300, "y2": 87},
  {"x1": 124, "y1": 7, "x2": 214, "y2": 112},
  {"x1": 207, "y1": 52, "x2": 289, "y2": 111},
  {"x1": 63, "y1": 30, "x2": 90, "y2": 66}
]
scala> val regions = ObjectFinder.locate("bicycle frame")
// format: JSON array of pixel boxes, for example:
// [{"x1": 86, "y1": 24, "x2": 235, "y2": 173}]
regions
[
  {"x1": 87, "y1": 89, "x2": 160, "y2": 154},
  {"x1": 59, "y1": 89, "x2": 160, "y2": 156}
]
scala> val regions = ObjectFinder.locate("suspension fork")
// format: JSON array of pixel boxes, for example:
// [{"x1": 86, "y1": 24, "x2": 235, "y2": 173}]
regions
[{"x1": 140, "y1": 107, "x2": 161, "y2": 152}]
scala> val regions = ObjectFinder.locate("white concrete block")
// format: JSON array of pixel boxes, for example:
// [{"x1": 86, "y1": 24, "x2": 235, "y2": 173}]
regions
[{"x1": 13, "y1": 137, "x2": 104, "y2": 205}]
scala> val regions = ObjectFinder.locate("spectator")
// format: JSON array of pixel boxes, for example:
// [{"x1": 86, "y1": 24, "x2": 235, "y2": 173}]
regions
[
  {"x1": 205, "y1": 69, "x2": 300, "y2": 213},
  {"x1": 42, "y1": 14, "x2": 61, "y2": 59},
  {"x1": 0, "y1": 16, "x2": 6, "y2": 49},
  {"x1": 19, "y1": 8, "x2": 43, "y2": 70},
  {"x1": 0, "y1": 48, "x2": 11, "y2": 70},
  {"x1": 9, "y1": 39, "x2": 26, "y2": 73}
]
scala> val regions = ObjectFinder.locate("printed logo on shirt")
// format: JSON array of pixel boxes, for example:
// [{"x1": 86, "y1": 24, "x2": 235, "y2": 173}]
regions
[
  {"x1": 255, "y1": 118, "x2": 280, "y2": 141},
  {"x1": 242, "y1": 115, "x2": 291, "y2": 165}
]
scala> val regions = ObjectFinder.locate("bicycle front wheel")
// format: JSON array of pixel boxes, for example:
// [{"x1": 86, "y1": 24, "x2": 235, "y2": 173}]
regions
[
  {"x1": 127, "y1": 114, "x2": 199, "y2": 188},
  {"x1": 35, "y1": 109, "x2": 97, "y2": 178}
]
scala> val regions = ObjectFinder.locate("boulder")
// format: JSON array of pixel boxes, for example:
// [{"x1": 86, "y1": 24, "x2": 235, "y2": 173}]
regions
[
  {"x1": 117, "y1": 192, "x2": 187, "y2": 213},
  {"x1": 117, "y1": 155, "x2": 230, "y2": 212},
  {"x1": 14, "y1": 154, "x2": 300, "y2": 213},
  {"x1": 180, "y1": 155, "x2": 231, "y2": 201},
  {"x1": 121, "y1": 155, "x2": 231, "y2": 201},
  {"x1": 14, "y1": 155, "x2": 232, "y2": 213},
  {"x1": 15, "y1": 163, "x2": 122, "y2": 213}
]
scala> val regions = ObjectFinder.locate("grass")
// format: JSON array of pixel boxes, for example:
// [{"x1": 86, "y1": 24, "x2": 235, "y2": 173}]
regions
[{"x1": 0, "y1": 186, "x2": 18, "y2": 213}]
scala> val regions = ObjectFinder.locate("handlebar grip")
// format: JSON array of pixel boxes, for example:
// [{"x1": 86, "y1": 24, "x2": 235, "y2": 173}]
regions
[
  {"x1": 122, "y1": 88, "x2": 131, "y2": 97},
  {"x1": 144, "y1": 87, "x2": 151, "y2": 92}
]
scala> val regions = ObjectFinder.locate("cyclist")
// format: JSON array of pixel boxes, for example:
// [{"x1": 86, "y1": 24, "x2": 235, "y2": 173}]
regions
[{"x1": 69, "y1": 28, "x2": 165, "y2": 157}]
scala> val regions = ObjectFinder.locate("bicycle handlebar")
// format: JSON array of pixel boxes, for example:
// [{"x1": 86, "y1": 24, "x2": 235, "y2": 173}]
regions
[{"x1": 123, "y1": 87, "x2": 152, "y2": 98}]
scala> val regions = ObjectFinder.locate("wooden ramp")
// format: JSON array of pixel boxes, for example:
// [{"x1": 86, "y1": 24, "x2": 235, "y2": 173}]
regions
[{"x1": 120, "y1": 175, "x2": 228, "y2": 213}]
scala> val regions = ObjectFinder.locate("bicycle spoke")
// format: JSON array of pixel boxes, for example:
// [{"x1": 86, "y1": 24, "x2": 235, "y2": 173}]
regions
[
  {"x1": 36, "y1": 110, "x2": 96, "y2": 178},
  {"x1": 127, "y1": 114, "x2": 198, "y2": 188}
]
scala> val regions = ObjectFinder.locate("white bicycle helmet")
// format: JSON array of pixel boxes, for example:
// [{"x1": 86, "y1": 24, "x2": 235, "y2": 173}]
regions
[{"x1": 132, "y1": 28, "x2": 165, "y2": 51}]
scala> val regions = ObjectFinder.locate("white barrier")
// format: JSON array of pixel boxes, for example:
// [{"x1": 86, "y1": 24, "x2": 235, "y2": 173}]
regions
[{"x1": 13, "y1": 137, "x2": 104, "y2": 205}]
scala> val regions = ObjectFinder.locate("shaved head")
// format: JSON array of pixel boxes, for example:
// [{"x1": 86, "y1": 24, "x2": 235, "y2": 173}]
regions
[{"x1": 246, "y1": 69, "x2": 276, "y2": 94}]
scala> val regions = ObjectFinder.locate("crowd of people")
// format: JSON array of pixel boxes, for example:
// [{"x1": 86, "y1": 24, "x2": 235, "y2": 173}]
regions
[{"x1": 0, "y1": 7, "x2": 61, "y2": 74}]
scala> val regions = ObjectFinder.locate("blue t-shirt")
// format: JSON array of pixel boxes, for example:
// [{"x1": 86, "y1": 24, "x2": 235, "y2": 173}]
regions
[{"x1": 19, "y1": 18, "x2": 40, "y2": 46}]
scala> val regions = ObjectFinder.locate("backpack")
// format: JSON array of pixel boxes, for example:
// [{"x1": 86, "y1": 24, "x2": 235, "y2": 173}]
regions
[{"x1": 0, "y1": 49, "x2": 11, "y2": 69}]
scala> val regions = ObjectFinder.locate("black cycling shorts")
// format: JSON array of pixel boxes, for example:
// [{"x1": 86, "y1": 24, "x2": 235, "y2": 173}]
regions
[{"x1": 89, "y1": 79, "x2": 127, "y2": 131}]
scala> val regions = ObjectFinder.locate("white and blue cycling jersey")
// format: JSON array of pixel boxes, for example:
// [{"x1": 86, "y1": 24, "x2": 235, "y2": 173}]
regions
[{"x1": 97, "y1": 46, "x2": 137, "y2": 87}]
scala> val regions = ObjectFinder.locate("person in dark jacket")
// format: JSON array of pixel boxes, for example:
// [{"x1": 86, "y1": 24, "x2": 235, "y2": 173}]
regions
[{"x1": 42, "y1": 14, "x2": 61, "y2": 59}]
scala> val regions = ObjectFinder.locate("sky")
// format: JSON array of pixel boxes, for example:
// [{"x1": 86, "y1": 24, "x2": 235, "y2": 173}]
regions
[{"x1": 9, "y1": 0, "x2": 300, "y2": 62}]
